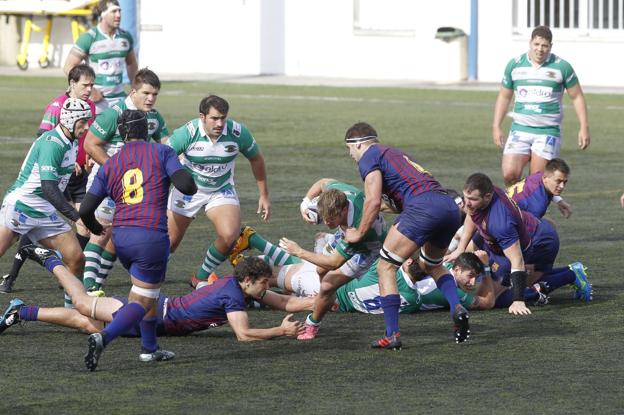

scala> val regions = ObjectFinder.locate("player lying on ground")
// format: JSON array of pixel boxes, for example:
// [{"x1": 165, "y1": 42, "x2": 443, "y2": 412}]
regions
[
  {"x1": 277, "y1": 178, "x2": 387, "y2": 341},
  {"x1": 0, "y1": 248, "x2": 309, "y2": 341}
]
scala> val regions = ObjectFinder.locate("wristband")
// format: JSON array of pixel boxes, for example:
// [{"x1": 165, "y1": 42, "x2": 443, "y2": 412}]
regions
[{"x1": 510, "y1": 270, "x2": 528, "y2": 301}]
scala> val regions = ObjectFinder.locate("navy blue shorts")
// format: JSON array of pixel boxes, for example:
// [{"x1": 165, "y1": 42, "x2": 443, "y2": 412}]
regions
[
  {"x1": 113, "y1": 294, "x2": 168, "y2": 337},
  {"x1": 112, "y1": 227, "x2": 170, "y2": 284},
  {"x1": 395, "y1": 192, "x2": 461, "y2": 249}
]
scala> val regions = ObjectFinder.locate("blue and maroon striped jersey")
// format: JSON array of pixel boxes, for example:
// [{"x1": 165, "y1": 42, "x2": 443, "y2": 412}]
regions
[
  {"x1": 470, "y1": 187, "x2": 539, "y2": 255},
  {"x1": 357, "y1": 144, "x2": 444, "y2": 211},
  {"x1": 163, "y1": 276, "x2": 247, "y2": 336},
  {"x1": 89, "y1": 141, "x2": 184, "y2": 231},
  {"x1": 507, "y1": 172, "x2": 552, "y2": 219}
]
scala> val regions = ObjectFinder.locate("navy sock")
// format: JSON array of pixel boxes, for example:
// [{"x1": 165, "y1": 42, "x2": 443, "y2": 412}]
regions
[
  {"x1": 540, "y1": 267, "x2": 576, "y2": 290},
  {"x1": 19, "y1": 305, "x2": 39, "y2": 321},
  {"x1": 140, "y1": 317, "x2": 158, "y2": 353},
  {"x1": 380, "y1": 294, "x2": 401, "y2": 336},
  {"x1": 436, "y1": 274, "x2": 460, "y2": 316},
  {"x1": 44, "y1": 256, "x2": 64, "y2": 273},
  {"x1": 101, "y1": 302, "x2": 145, "y2": 346}
]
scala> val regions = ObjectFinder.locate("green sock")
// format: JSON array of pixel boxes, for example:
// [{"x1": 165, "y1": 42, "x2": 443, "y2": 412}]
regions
[
  {"x1": 197, "y1": 244, "x2": 227, "y2": 278},
  {"x1": 96, "y1": 250, "x2": 117, "y2": 288},
  {"x1": 83, "y1": 242, "x2": 104, "y2": 290},
  {"x1": 250, "y1": 234, "x2": 300, "y2": 266}
]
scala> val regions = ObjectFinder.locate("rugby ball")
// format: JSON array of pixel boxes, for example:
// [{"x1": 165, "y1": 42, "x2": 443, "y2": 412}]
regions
[{"x1": 306, "y1": 196, "x2": 322, "y2": 224}]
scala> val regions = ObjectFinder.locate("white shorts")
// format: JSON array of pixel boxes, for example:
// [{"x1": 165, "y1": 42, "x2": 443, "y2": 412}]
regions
[
  {"x1": 86, "y1": 163, "x2": 115, "y2": 222},
  {"x1": 340, "y1": 252, "x2": 377, "y2": 279},
  {"x1": 167, "y1": 187, "x2": 239, "y2": 218},
  {"x1": 313, "y1": 232, "x2": 337, "y2": 255},
  {"x1": 503, "y1": 130, "x2": 561, "y2": 159},
  {"x1": 277, "y1": 261, "x2": 320, "y2": 297},
  {"x1": 312, "y1": 230, "x2": 373, "y2": 278},
  {"x1": 0, "y1": 201, "x2": 71, "y2": 243}
]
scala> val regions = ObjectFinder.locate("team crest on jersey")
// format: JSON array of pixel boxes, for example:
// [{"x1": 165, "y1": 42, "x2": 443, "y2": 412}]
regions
[
  {"x1": 121, "y1": 40, "x2": 128, "y2": 48},
  {"x1": 232, "y1": 122, "x2": 241, "y2": 137},
  {"x1": 224, "y1": 145, "x2": 237, "y2": 153},
  {"x1": 491, "y1": 262, "x2": 499, "y2": 273},
  {"x1": 545, "y1": 71, "x2": 556, "y2": 78}
]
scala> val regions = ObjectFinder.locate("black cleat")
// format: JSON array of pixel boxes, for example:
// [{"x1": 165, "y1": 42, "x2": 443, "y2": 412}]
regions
[
  {"x1": 453, "y1": 305, "x2": 470, "y2": 343},
  {"x1": 18, "y1": 245, "x2": 58, "y2": 268},
  {"x1": 371, "y1": 332, "x2": 402, "y2": 350},
  {"x1": 0, "y1": 298, "x2": 24, "y2": 334},
  {"x1": 85, "y1": 332, "x2": 105, "y2": 371},
  {"x1": 0, "y1": 274, "x2": 16, "y2": 294}
]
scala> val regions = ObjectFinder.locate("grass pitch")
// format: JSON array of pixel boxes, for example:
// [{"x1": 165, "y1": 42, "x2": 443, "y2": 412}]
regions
[{"x1": 0, "y1": 76, "x2": 622, "y2": 414}]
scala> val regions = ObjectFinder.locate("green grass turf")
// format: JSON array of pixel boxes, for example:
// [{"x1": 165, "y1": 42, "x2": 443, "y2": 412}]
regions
[{"x1": 0, "y1": 76, "x2": 622, "y2": 414}]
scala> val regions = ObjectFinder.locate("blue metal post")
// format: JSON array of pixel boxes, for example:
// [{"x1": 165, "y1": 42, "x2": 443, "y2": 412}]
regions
[
  {"x1": 119, "y1": 0, "x2": 138, "y2": 82},
  {"x1": 468, "y1": 0, "x2": 478, "y2": 81}
]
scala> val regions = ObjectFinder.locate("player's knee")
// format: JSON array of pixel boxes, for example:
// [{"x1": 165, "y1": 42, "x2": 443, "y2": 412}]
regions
[
  {"x1": 64, "y1": 250, "x2": 85, "y2": 269},
  {"x1": 502, "y1": 171, "x2": 521, "y2": 187},
  {"x1": 223, "y1": 229, "x2": 241, "y2": 247},
  {"x1": 73, "y1": 297, "x2": 92, "y2": 317}
]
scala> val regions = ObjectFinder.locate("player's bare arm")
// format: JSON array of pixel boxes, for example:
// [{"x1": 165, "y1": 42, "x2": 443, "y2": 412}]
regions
[
  {"x1": 492, "y1": 87, "x2": 514, "y2": 148},
  {"x1": 84, "y1": 131, "x2": 110, "y2": 165},
  {"x1": 248, "y1": 152, "x2": 271, "y2": 221},
  {"x1": 567, "y1": 83, "x2": 591, "y2": 150},
  {"x1": 344, "y1": 171, "x2": 382, "y2": 243},
  {"x1": 226, "y1": 311, "x2": 304, "y2": 341}
]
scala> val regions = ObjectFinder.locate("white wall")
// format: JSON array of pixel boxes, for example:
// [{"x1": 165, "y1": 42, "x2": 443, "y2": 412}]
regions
[
  {"x1": 478, "y1": 0, "x2": 624, "y2": 87},
  {"x1": 3, "y1": 0, "x2": 622, "y2": 86}
]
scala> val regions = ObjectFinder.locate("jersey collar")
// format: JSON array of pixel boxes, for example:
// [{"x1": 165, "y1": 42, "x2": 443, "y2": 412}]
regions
[
  {"x1": 96, "y1": 24, "x2": 119, "y2": 40},
  {"x1": 199, "y1": 119, "x2": 228, "y2": 141},
  {"x1": 54, "y1": 124, "x2": 72, "y2": 144},
  {"x1": 125, "y1": 96, "x2": 138, "y2": 110}
]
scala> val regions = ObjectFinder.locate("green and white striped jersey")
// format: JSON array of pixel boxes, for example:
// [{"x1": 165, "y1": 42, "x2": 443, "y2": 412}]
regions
[
  {"x1": 74, "y1": 26, "x2": 134, "y2": 102},
  {"x1": 326, "y1": 180, "x2": 387, "y2": 260},
  {"x1": 4, "y1": 125, "x2": 77, "y2": 217},
  {"x1": 502, "y1": 53, "x2": 578, "y2": 135},
  {"x1": 88, "y1": 96, "x2": 168, "y2": 156},
  {"x1": 166, "y1": 118, "x2": 259, "y2": 193},
  {"x1": 336, "y1": 259, "x2": 473, "y2": 314}
]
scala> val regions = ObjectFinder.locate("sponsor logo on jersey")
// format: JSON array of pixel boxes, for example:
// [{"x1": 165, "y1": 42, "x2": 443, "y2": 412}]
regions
[
  {"x1": 224, "y1": 145, "x2": 237, "y2": 153},
  {"x1": 523, "y1": 104, "x2": 542, "y2": 113},
  {"x1": 10, "y1": 219, "x2": 19, "y2": 228},
  {"x1": 518, "y1": 85, "x2": 553, "y2": 100},
  {"x1": 232, "y1": 122, "x2": 241, "y2": 137},
  {"x1": 100, "y1": 61, "x2": 110, "y2": 71},
  {"x1": 192, "y1": 163, "x2": 228, "y2": 175},
  {"x1": 52, "y1": 101, "x2": 61, "y2": 108},
  {"x1": 41, "y1": 165, "x2": 57, "y2": 173},
  {"x1": 121, "y1": 40, "x2": 128, "y2": 48},
  {"x1": 545, "y1": 71, "x2": 556, "y2": 78},
  {"x1": 92, "y1": 121, "x2": 107, "y2": 136},
  {"x1": 175, "y1": 199, "x2": 186, "y2": 208}
]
